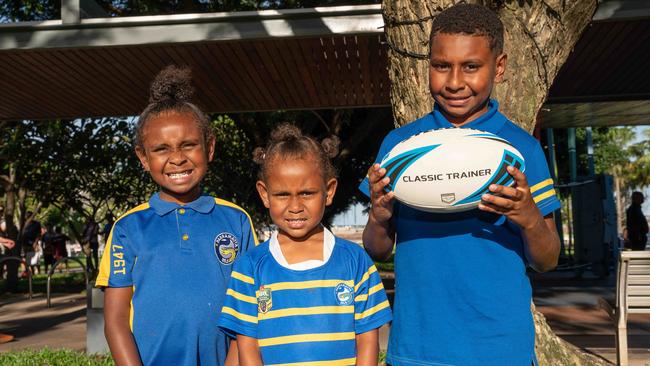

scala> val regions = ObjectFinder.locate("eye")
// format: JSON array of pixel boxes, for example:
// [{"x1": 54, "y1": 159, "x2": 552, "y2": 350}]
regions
[
  {"x1": 464, "y1": 63, "x2": 481, "y2": 72},
  {"x1": 430, "y1": 62, "x2": 449, "y2": 71},
  {"x1": 182, "y1": 142, "x2": 199, "y2": 150},
  {"x1": 152, "y1": 146, "x2": 168, "y2": 153},
  {"x1": 300, "y1": 191, "x2": 316, "y2": 197}
]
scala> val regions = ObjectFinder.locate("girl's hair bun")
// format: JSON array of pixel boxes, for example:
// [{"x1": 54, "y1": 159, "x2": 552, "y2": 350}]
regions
[
  {"x1": 149, "y1": 65, "x2": 194, "y2": 104},
  {"x1": 321, "y1": 136, "x2": 340, "y2": 158},
  {"x1": 270, "y1": 123, "x2": 302, "y2": 143},
  {"x1": 252, "y1": 147, "x2": 266, "y2": 165}
]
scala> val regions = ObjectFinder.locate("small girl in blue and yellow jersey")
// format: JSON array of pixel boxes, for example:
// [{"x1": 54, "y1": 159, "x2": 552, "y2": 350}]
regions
[
  {"x1": 96, "y1": 66, "x2": 257, "y2": 366},
  {"x1": 218, "y1": 123, "x2": 392, "y2": 365}
]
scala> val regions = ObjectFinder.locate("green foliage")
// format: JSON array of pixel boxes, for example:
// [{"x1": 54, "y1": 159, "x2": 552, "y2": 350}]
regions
[
  {"x1": 0, "y1": 348, "x2": 113, "y2": 366},
  {"x1": 0, "y1": 271, "x2": 87, "y2": 296}
]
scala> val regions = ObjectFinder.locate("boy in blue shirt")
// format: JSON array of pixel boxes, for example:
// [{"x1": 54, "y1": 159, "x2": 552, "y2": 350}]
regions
[{"x1": 360, "y1": 4, "x2": 561, "y2": 365}]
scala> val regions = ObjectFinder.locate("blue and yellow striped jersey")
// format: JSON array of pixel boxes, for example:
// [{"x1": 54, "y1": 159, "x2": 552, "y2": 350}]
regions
[
  {"x1": 96, "y1": 193, "x2": 257, "y2": 366},
  {"x1": 218, "y1": 235, "x2": 392, "y2": 366}
]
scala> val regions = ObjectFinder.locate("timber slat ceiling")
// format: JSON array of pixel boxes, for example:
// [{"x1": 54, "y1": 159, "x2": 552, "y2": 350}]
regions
[
  {"x1": 548, "y1": 19, "x2": 650, "y2": 103},
  {"x1": 0, "y1": 3, "x2": 649, "y2": 125},
  {"x1": 0, "y1": 34, "x2": 389, "y2": 120}
]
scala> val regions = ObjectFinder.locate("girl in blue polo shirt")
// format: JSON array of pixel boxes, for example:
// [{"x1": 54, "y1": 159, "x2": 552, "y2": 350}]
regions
[
  {"x1": 218, "y1": 123, "x2": 392, "y2": 365},
  {"x1": 96, "y1": 66, "x2": 257, "y2": 366}
]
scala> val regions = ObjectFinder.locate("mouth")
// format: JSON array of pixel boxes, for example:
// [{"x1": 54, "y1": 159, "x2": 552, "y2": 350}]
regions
[
  {"x1": 442, "y1": 95, "x2": 471, "y2": 106},
  {"x1": 285, "y1": 218, "x2": 307, "y2": 229},
  {"x1": 166, "y1": 170, "x2": 193, "y2": 181}
]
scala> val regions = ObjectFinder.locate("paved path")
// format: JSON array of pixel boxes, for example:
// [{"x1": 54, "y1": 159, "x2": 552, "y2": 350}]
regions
[{"x1": 1, "y1": 272, "x2": 649, "y2": 365}]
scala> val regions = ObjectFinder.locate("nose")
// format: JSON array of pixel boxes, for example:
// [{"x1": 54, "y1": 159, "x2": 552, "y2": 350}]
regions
[
  {"x1": 445, "y1": 67, "x2": 464, "y2": 92},
  {"x1": 288, "y1": 196, "x2": 304, "y2": 214},
  {"x1": 168, "y1": 148, "x2": 187, "y2": 165}
]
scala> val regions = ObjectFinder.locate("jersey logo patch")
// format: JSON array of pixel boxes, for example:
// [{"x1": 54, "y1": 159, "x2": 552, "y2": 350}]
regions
[
  {"x1": 214, "y1": 232, "x2": 239, "y2": 265},
  {"x1": 256, "y1": 286, "x2": 272, "y2": 314},
  {"x1": 335, "y1": 283, "x2": 354, "y2": 305}
]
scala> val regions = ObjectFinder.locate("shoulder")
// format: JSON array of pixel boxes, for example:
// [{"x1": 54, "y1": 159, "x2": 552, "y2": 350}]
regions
[
  {"x1": 496, "y1": 117, "x2": 541, "y2": 153},
  {"x1": 333, "y1": 236, "x2": 369, "y2": 260},
  {"x1": 112, "y1": 202, "x2": 153, "y2": 229},
  {"x1": 214, "y1": 198, "x2": 253, "y2": 220},
  {"x1": 240, "y1": 240, "x2": 271, "y2": 263}
]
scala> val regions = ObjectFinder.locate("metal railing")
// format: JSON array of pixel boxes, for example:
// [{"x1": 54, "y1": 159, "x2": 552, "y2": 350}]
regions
[
  {"x1": 46, "y1": 257, "x2": 89, "y2": 307},
  {"x1": 0, "y1": 256, "x2": 32, "y2": 299}
]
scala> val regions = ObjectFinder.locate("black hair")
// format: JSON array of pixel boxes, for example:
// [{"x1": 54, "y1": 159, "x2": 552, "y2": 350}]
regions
[
  {"x1": 253, "y1": 123, "x2": 340, "y2": 182},
  {"x1": 135, "y1": 65, "x2": 214, "y2": 150},
  {"x1": 430, "y1": 3, "x2": 504, "y2": 54}
]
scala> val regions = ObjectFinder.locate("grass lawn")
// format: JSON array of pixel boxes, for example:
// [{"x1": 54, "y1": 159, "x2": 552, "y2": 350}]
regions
[{"x1": 0, "y1": 348, "x2": 113, "y2": 366}]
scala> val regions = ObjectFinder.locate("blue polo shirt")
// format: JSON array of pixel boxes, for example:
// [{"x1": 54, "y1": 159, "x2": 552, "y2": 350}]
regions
[
  {"x1": 96, "y1": 193, "x2": 257, "y2": 366},
  {"x1": 359, "y1": 100, "x2": 560, "y2": 366}
]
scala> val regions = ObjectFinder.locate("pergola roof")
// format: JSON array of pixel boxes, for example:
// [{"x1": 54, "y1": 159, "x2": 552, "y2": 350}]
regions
[{"x1": 0, "y1": 2, "x2": 649, "y2": 127}]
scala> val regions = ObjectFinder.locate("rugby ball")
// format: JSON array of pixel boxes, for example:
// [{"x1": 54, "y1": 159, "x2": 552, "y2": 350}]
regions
[{"x1": 379, "y1": 128, "x2": 525, "y2": 213}]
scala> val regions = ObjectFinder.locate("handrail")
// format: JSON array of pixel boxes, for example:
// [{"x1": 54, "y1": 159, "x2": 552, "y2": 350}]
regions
[
  {"x1": 46, "y1": 257, "x2": 89, "y2": 308},
  {"x1": 0, "y1": 256, "x2": 32, "y2": 299}
]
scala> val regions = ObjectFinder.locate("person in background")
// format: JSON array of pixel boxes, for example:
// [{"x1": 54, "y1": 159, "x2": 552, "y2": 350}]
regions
[{"x1": 626, "y1": 191, "x2": 648, "y2": 250}]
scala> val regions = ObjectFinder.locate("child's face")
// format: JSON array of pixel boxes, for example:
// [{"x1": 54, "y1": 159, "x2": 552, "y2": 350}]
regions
[
  {"x1": 429, "y1": 33, "x2": 506, "y2": 126},
  {"x1": 256, "y1": 156, "x2": 337, "y2": 243},
  {"x1": 135, "y1": 111, "x2": 215, "y2": 204}
]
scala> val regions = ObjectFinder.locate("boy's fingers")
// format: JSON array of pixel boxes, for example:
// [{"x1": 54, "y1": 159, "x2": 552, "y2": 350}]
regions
[
  {"x1": 481, "y1": 194, "x2": 512, "y2": 211},
  {"x1": 488, "y1": 184, "x2": 520, "y2": 200},
  {"x1": 507, "y1": 165, "x2": 529, "y2": 189}
]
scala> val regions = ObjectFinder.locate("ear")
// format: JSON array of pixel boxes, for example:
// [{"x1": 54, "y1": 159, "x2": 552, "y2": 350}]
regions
[
  {"x1": 256, "y1": 180, "x2": 271, "y2": 209},
  {"x1": 206, "y1": 137, "x2": 216, "y2": 162},
  {"x1": 135, "y1": 146, "x2": 150, "y2": 172},
  {"x1": 494, "y1": 53, "x2": 507, "y2": 83},
  {"x1": 325, "y1": 178, "x2": 338, "y2": 206}
]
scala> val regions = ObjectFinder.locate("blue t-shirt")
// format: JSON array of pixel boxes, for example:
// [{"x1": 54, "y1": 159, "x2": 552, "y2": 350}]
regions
[
  {"x1": 96, "y1": 193, "x2": 257, "y2": 366},
  {"x1": 218, "y1": 235, "x2": 392, "y2": 365},
  {"x1": 359, "y1": 100, "x2": 560, "y2": 366}
]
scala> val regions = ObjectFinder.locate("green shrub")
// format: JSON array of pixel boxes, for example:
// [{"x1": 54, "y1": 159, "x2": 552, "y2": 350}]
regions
[{"x1": 0, "y1": 348, "x2": 113, "y2": 366}]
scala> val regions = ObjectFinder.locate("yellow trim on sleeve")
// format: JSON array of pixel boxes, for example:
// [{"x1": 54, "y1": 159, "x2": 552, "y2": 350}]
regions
[
  {"x1": 231, "y1": 271, "x2": 255, "y2": 285},
  {"x1": 355, "y1": 300, "x2": 390, "y2": 320},
  {"x1": 267, "y1": 279, "x2": 353, "y2": 291},
  {"x1": 226, "y1": 288, "x2": 257, "y2": 304},
  {"x1": 215, "y1": 198, "x2": 259, "y2": 245},
  {"x1": 533, "y1": 189, "x2": 557, "y2": 203},
  {"x1": 267, "y1": 358, "x2": 356, "y2": 366},
  {"x1": 259, "y1": 306, "x2": 354, "y2": 320},
  {"x1": 129, "y1": 285, "x2": 135, "y2": 331},
  {"x1": 221, "y1": 306, "x2": 258, "y2": 324},
  {"x1": 354, "y1": 265, "x2": 377, "y2": 292},
  {"x1": 354, "y1": 282, "x2": 385, "y2": 302},
  {"x1": 530, "y1": 178, "x2": 553, "y2": 193},
  {"x1": 259, "y1": 332, "x2": 356, "y2": 347},
  {"x1": 95, "y1": 203, "x2": 149, "y2": 287},
  {"x1": 355, "y1": 294, "x2": 368, "y2": 302}
]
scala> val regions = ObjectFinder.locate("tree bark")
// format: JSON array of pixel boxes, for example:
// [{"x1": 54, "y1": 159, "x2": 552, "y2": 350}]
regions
[{"x1": 382, "y1": 0, "x2": 609, "y2": 364}]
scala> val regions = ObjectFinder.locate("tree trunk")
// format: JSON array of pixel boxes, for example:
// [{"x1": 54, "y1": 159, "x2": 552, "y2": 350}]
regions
[{"x1": 382, "y1": 0, "x2": 608, "y2": 364}]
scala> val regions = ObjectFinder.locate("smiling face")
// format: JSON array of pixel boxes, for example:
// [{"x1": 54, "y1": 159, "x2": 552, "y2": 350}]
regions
[
  {"x1": 135, "y1": 111, "x2": 215, "y2": 204},
  {"x1": 429, "y1": 33, "x2": 507, "y2": 126},
  {"x1": 256, "y1": 155, "x2": 337, "y2": 244}
]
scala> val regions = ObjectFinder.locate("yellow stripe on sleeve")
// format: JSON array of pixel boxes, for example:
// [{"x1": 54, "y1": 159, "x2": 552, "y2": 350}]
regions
[
  {"x1": 215, "y1": 198, "x2": 259, "y2": 245},
  {"x1": 259, "y1": 332, "x2": 355, "y2": 347},
  {"x1": 221, "y1": 306, "x2": 258, "y2": 324},
  {"x1": 355, "y1": 294, "x2": 368, "y2": 302},
  {"x1": 355, "y1": 300, "x2": 390, "y2": 320},
  {"x1": 267, "y1": 358, "x2": 356, "y2": 366},
  {"x1": 267, "y1": 279, "x2": 353, "y2": 291},
  {"x1": 354, "y1": 265, "x2": 378, "y2": 292},
  {"x1": 530, "y1": 178, "x2": 553, "y2": 193},
  {"x1": 231, "y1": 271, "x2": 255, "y2": 285},
  {"x1": 354, "y1": 283, "x2": 385, "y2": 302},
  {"x1": 533, "y1": 189, "x2": 557, "y2": 204},
  {"x1": 259, "y1": 306, "x2": 354, "y2": 320},
  {"x1": 226, "y1": 288, "x2": 257, "y2": 304}
]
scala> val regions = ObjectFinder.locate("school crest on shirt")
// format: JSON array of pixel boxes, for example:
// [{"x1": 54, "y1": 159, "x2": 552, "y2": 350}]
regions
[
  {"x1": 256, "y1": 286, "x2": 272, "y2": 314},
  {"x1": 214, "y1": 232, "x2": 239, "y2": 265},
  {"x1": 335, "y1": 283, "x2": 354, "y2": 306}
]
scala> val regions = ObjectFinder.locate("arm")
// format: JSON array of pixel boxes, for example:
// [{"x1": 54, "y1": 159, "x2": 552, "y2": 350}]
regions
[
  {"x1": 362, "y1": 164, "x2": 396, "y2": 261},
  {"x1": 224, "y1": 339, "x2": 239, "y2": 366},
  {"x1": 104, "y1": 287, "x2": 142, "y2": 366},
  {"x1": 236, "y1": 334, "x2": 263, "y2": 366},
  {"x1": 479, "y1": 166, "x2": 560, "y2": 272},
  {"x1": 355, "y1": 329, "x2": 379, "y2": 366},
  {"x1": 0, "y1": 237, "x2": 15, "y2": 250}
]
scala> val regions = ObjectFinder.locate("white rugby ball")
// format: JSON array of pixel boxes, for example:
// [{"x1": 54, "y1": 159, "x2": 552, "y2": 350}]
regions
[{"x1": 379, "y1": 128, "x2": 525, "y2": 213}]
